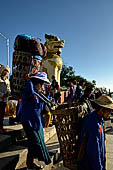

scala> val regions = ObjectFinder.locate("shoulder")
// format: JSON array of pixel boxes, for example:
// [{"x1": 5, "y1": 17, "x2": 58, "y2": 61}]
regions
[
  {"x1": 83, "y1": 111, "x2": 96, "y2": 127},
  {"x1": 87, "y1": 111, "x2": 96, "y2": 120},
  {"x1": 23, "y1": 80, "x2": 34, "y2": 95},
  {"x1": 25, "y1": 80, "x2": 33, "y2": 88}
]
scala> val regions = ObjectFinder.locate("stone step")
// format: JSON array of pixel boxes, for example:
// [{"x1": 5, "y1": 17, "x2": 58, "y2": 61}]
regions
[
  {"x1": 3, "y1": 124, "x2": 26, "y2": 143},
  {"x1": 0, "y1": 124, "x2": 26, "y2": 153},
  {"x1": 16, "y1": 155, "x2": 54, "y2": 170},
  {"x1": 44, "y1": 125, "x2": 56, "y2": 143},
  {"x1": 46, "y1": 134, "x2": 60, "y2": 164},
  {"x1": 0, "y1": 134, "x2": 11, "y2": 153},
  {"x1": 0, "y1": 145, "x2": 27, "y2": 170},
  {"x1": 16, "y1": 134, "x2": 59, "y2": 170},
  {"x1": 3, "y1": 120, "x2": 56, "y2": 144},
  {"x1": 0, "y1": 125, "x2": 57, "y2": 170}
]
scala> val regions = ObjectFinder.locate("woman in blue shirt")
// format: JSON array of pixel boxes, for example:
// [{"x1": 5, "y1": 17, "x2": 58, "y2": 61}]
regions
[
  {"x1": 77, "y1": 95, "x2": 113, "y2": 170},
  {"x1": 20, "y1": 72, "x2": 51, "y2": 170}
]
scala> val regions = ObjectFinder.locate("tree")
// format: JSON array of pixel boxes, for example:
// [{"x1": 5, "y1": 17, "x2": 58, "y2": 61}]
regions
[
  {"x1": 60, "y1": 65, "x2": 76, "y2": 87},
  {"x1": 60, "y1": 64, "x2": 96, "y2": 88},
  {"x1": 74, "y1": 75, "x2": 86, "y2": 84},
  {"x1": 92, "y1": 80, "x2": 96, "y2": 87}
]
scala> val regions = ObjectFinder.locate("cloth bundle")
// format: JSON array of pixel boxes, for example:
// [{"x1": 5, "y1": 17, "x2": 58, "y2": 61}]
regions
[{"x1": 14, "y1": 34, "x2": 47, "y2": 58}]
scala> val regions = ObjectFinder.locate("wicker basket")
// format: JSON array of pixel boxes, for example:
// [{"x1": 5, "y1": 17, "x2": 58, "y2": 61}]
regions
[
  {"x1": 53, "y1": 102, "x2": 82, "y2": 170},
  {"x1": 12, "y1": 50, "x2": 41, "y2": 99}
]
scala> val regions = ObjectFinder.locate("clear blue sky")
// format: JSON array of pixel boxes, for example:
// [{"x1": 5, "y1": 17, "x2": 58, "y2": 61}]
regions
[{"x1": 0, "y1": 0, "x2": 113, "y2": 91}]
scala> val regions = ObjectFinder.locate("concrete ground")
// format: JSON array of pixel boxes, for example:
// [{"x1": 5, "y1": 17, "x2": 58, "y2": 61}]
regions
[{"x1": 106, "y1": 116, "x2": 113, "y2": 170}]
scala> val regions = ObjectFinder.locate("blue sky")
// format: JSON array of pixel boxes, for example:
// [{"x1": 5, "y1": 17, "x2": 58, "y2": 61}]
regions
[{"x1": 0, "y1": 0, "x2": 113, "y2": 91}]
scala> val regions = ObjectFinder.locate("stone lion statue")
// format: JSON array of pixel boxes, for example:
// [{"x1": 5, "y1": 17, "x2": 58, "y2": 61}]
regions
[{"x1": 41, "y1": 34, "x2": 65, "y2": 85}]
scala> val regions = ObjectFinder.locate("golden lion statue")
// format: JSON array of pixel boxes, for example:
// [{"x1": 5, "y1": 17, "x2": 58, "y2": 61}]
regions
[{"x1": 41, "y1": 34, "x2": 65, "y2": 85}]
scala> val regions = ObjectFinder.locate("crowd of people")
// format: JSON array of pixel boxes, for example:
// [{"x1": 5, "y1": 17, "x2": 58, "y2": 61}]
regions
[
  {"x1": 68, "y1": 79, "x2": 103, "y2": 103},
  {"x1": 0, "y1": 64, "x2": 113, "y2": 170}
]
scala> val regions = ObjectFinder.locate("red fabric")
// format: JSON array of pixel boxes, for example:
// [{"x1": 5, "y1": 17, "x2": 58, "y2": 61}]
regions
[
  {"x1": 69, "y1": 82, "x2": 73, "y2": 87},
  {"x1": 100, "y1": 124, "x2": 103, "y2": 134},
  {"x1": 57, "y1": 84, "x2": 60, "y2": 90}
]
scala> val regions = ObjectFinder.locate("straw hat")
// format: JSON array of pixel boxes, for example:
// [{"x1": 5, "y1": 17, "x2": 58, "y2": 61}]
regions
[
  {"x1": 92, "y1": 95, "x2": 113, "y2": 110},
  {"x1": 30, "y1": 72, "x2": 51, "y2": 85},
  {"x1": 0, "y1": 65, "x2": 10, "y2": 74}
]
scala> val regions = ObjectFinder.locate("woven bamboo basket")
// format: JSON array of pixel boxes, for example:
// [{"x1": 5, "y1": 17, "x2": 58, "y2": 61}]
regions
[
  {"x1": 53, "y1": 102, "x2": 82, "y2": 170},
  {"x1": 12, "y1": 50, "x2": 41, "y2": 99}
]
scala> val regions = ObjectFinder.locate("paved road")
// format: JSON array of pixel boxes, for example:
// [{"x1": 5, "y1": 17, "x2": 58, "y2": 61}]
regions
[{"x1": 106, "y1": 116, "x2": 113, "y2": 170}]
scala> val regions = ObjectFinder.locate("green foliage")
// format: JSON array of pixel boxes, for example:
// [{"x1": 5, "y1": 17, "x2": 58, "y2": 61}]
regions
[
  {"x1": 60, "y1": 65, "x2": 75, "y2": 87},
  {"x1": 60, "y1": 64, "x2": 109, "y2": 94},
  {"x1": 60, "y1": 64, "x2": 96, "y2": 88},
  {"x1": 74, "y1": 75, "x2": 86, "y2": 84}
]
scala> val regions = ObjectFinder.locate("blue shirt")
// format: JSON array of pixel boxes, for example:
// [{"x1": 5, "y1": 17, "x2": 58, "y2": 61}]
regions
[
  {"x1": 78, "y1": 111, "x2": 105, "y2": 170},
  {"x1": 20, "y1": 80, "x2": 45, "y2": 130}
]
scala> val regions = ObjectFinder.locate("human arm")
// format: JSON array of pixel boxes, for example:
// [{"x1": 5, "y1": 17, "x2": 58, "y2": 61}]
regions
[
  {"x1": 22, "y1": 80, "x2": 36, "y2": 101},
  {"x1": 87, "y1": 134, "x2": 104, "y2": 170},
  {"x1": 77, "y1": 113, "x2": 105, "y2": 170},
  {"x1": 77, "y1": 131, "x2": 88, "y2": 162},
  {"x1": 42, "y1": 104, "x2": 51, "y2": 128}
]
